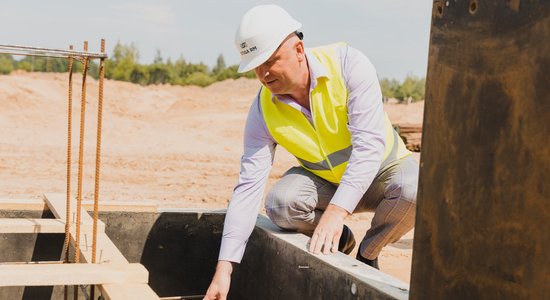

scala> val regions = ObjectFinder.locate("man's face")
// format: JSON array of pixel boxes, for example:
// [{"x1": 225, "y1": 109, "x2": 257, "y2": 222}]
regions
[{"x1": 254, "y1": 35, "x2": 303, "y2": 95}]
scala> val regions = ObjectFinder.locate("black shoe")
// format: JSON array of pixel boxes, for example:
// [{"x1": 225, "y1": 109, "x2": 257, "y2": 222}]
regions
[
  {"x1": 338, "y1": 225, "x2": 356, "y2": 254},
  {"x1": 356, "y1": 252, "x2": 379, "y2": 270}
]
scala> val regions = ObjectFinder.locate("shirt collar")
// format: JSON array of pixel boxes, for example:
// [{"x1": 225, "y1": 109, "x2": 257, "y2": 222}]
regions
[{"x1": 305, "y1": 48, "x2": 329, "y2": 81}]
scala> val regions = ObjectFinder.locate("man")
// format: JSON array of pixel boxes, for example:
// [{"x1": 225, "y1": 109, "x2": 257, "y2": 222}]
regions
[{"x1": 204, "y1": 4, "x2": 419, "y2": 299}]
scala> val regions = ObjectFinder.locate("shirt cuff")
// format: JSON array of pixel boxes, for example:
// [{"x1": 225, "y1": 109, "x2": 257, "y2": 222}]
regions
[
  {"x1": 329, "y1": 183, "x2": 365, "y2": 214},
  {"x1": 218, "y1": 237, "x2": 247, "y2": 263}
]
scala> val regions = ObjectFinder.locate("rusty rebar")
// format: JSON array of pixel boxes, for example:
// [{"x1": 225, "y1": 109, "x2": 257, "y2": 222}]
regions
[
  {"x1": 90, "y1": 38, "x2": 106, "y2": 300},
  {"x1": 74, "y1": 41, "x2": 89, "y2": 300},
  {"x1": 63, "y1": 44, "x2": 75, "y2": 300},
  {"x1": 91, "y1": 39, "x2": 105, "y2": 264}
]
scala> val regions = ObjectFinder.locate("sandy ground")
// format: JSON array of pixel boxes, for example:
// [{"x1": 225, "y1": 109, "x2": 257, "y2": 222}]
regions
[{"x1": 0, "y1": 72, "x2": 424, "y2": 283}]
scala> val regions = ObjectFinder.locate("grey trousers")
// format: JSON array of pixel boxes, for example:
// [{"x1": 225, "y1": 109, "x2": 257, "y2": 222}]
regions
[{"x1": 265, "y1": 155, "x2": 419, "y2": 260}]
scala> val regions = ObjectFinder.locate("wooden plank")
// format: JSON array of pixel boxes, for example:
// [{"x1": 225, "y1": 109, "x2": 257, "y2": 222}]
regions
[
  {"x1": 43, "y1": 193, "x2": 105, "y2": 231},
  {"x1": 82, "y1": 201, "x2": 158, "y2": 212},
  {"x1": 69, "y1": 231, "x2": 159, "y2": 299},
  {"x1": 0, "y1": 198, "x2": 45, "y2": 210},
  {"x1": 71, "y1": 229, "x2": 128, "y2": 264},
  {"x1": 0, "y1": 197, "x2": 158, "y2": 212},
  {"x1": 43, "y1": 192, "x2": 125, "y2": 263},
  {"x1": 0, "y1": 263, "x2": 148, "y2": 287},
  {"x1": 0, "y1": 261, "x2": 63, "y2": 265},
  {"x1": 101, "y1": 284, "x2": 160, "y2": 300},
  {"x1": 43, "y1": 193, "x2": 98, "y2": 224},
  {"x1": 0, "y1": 198, "x2": 158, "y2": 212},
  {"x1": 43, "y1": 193, "x2": 159, "y2": 299},
  {"x1": 0, "y1": 218, "x2": 104, "y2": 233},
  {"x1": 0, "y1": 218, "x2": 66, "y2": 233}
]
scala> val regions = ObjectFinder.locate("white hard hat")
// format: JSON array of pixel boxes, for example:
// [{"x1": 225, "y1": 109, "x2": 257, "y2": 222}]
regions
[{"x1": 235, "y1": 4, "x2": 302, "y2": 73}]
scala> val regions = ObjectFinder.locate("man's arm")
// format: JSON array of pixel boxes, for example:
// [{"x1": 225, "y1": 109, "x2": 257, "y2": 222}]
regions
[
  {"x1": 309, "y1": 45, "x2": 386, "y2": 254},
  {"x1": 204, "y1": 95, "x2": 276, "y2": 299},
  {"x1": 218, "y1": 96, "x2": 276, "y2": 262}
]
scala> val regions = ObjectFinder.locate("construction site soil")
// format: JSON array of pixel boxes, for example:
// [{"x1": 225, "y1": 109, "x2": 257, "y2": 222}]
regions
[{"x1": 0, "y1": 71, "x2": 424, "y2": 283}]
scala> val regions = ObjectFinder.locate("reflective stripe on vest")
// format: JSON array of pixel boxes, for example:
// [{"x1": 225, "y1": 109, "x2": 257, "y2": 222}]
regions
[
  {"x1": 296, "y1": 117, "x2": 407, "y2": 174},
  {"x1": 260, "y1": 42, "x2": 410, "y2": 183},
  {"x1": 296, "y1": 145, "x2": 351, "y2": 171}
]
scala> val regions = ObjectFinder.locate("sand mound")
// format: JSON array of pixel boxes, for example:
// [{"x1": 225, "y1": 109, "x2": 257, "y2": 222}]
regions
[{"x1": 0, "y1": 71, "x2": 423, "y2": 283}]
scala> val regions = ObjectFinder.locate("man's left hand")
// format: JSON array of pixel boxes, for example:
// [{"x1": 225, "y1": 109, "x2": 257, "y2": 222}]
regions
[{"x1": 308, "y1": 204, "x2": 349, "y2": 255}]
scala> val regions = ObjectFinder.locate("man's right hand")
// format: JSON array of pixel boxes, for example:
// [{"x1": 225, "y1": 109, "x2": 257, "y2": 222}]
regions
[{"x1": 203, "y1": 261, "x2": 233, "y2": 300}]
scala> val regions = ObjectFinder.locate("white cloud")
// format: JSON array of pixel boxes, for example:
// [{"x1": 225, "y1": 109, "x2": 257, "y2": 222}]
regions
[{"x1": 110, "y1": 3, "x2": 176, "y2": 26}]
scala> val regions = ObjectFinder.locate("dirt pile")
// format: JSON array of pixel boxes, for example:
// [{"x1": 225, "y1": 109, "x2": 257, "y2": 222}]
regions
[{"x1": 0, "y1": 71, "x2": 424, "y2": 282}]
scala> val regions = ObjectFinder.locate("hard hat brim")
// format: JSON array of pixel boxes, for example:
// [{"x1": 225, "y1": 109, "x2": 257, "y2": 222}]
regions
[{"x1": 237, "y1": 45, "x2": 277, "y2": 73}]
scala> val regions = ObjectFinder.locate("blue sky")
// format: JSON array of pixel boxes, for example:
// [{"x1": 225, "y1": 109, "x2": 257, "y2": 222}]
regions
[{"x1": 0, "y1": 0, "x2": 432, "y2": 80}]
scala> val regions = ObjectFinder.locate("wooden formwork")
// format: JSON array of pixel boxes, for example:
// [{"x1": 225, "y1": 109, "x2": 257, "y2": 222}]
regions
[
  {"x1": 0, "y1": 193, "x2": 160, "y2": 299},
  {"x1": 0, "y1": 41, "x2": 163, "y2": 299}
]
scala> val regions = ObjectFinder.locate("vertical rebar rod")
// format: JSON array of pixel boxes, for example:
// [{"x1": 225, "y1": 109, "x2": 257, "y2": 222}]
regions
[
  {"x1": 91, "y1": 39, "x2": 105, "y2": 264},
  {"x1": 74, "y1": 40, "x2": 89, "y2": 300},
  {"x1": 64, "y1": 44, "x2": 74, "y2": 300},
  {"x1": 90, "y1": 38, "x2": 106, "y2": 300}
]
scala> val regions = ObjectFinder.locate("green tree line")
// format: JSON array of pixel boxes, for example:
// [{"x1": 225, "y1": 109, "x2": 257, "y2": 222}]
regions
[
  {"x1": 1, "y1": 42, "x2": 425, "y2": 100},
  {"x1": 379, "y1": 76, "x2": 425, "y2": 103},
  {"x1": 0, "y1": 42, "x2": 255, "y2": 87},
  {"x1": 0, "y1": 53, "x2": 99, "y2": 78}
]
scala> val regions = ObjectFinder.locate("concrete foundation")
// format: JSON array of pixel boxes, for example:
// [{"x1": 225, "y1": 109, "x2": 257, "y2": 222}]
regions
[{"x1": 0, "y1": 207, "x2": 408, "y2": 299}]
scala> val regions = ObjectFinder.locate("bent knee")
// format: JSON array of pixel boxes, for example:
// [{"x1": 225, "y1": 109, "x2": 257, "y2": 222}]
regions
[
  {"x1": 265, "y1": 188, "x2": 315, "y2": 231},
  {"x1": 265, "y1": 188, "x2": 297, "y2": 221},
  {"x1": 266, "y1": 187, "x2": 290, "y2": 212},
  {"x1": 385, "y1": 182, "x2": 418, "y2": 203}
]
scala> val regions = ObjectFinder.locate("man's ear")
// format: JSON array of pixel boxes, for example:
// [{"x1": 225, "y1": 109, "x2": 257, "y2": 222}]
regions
[{"x1": 295, "y1": 41, "x2": 305, "y2": 62}]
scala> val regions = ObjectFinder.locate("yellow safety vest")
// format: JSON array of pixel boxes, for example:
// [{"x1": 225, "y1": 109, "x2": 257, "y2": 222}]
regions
[{"x1": 260, "y1": 42, "x2": 410, "y2": 183}]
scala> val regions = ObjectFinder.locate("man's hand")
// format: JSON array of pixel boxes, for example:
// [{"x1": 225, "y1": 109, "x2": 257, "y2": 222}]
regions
[
  {"x1": 203, "y1": 261, "x2": 233, "y2": 300},
  {"x1": 308, "y1": 204, "x2": 349, "y2": 255}
]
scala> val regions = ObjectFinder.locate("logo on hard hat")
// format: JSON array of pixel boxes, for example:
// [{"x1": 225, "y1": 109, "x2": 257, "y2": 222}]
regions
[
  {"x1": 240, "y1": 44, "x2": 257, "y2": 56},
  {"x1": 240, "y1": 42, "x2": 247, "y2": 49}
]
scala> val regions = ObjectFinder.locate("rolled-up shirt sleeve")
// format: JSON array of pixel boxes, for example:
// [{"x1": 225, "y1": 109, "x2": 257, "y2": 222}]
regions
[
  {"x1": 219, "y1": 95, "x2": 276, "y2": 263},
  {"x1": 329, "y1": 46, "x2": 386, "y2": 213}
]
